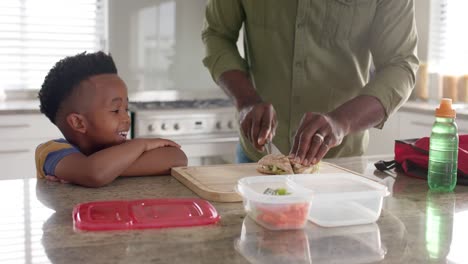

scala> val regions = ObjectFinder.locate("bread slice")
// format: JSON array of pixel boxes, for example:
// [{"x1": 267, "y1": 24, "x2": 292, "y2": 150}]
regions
[
  {"x1": 256, "y1": 154, "x2": 294, "y2": 175},
  {"x1": 291, "y1": 161, "x2": 320, "y2": 174},
  {"x1": 257, "y1": 154, "x2": 320, "y2": 175}
]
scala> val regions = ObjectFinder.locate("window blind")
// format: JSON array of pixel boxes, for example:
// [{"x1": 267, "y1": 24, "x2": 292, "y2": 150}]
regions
[
  {"x1": 0, "y1": 0, "x2": 105, "y2": 91},
  {"x1": 428, "y1": 0, "x2": 468, "y2": 76}
]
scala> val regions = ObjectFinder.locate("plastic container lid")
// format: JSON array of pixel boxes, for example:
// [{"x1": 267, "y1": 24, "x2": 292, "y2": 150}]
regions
[
  {"x1": 73, "y1": 198, "x2": 220, "y2": 231},
  {"x1": 435, "y1": 98, "x2": 456, "y2": 118}
]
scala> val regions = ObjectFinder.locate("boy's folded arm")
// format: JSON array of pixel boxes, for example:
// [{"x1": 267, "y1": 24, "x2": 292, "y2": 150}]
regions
[
  {"x1": 53, "y1": 140, "x2": 148, "y2": 187},
  {"x1": 120, "y1": 146, "x2": 188, "y2": 177}
]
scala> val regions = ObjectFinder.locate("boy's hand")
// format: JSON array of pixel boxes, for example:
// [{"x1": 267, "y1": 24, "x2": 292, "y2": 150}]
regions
[
  {"x1": 53, "y1": 137, "x2": 185, "y2": 187},
  {"x1": 45, "y1": 175, "x2": 70, "y2": 184},
  {"x1": 142, "y1": 138, "x2": 181, "y2": 151}
]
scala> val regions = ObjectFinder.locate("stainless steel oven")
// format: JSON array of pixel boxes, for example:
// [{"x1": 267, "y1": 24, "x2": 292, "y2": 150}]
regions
[{"x1": 130, "y1": 91, "x2": 239, "y2": 166}]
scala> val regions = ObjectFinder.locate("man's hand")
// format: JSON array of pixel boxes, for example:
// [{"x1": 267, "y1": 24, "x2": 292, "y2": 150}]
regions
[
  {"x1": 289, "y1": 112, "x2": 348, "y2": 166},
  {"x1": 239, "y1": 102, "x2": 277, "y2": 151},
  {"x1": 289, "y1": 96, "x2": 386, "y2": 165}
]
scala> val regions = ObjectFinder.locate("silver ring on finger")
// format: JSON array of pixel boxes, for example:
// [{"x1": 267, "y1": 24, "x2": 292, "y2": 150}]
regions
[
  {"x1": 314, "y1": 140, "x2": 330, "y2": 161},
  {"x1": 313, "y1": 133, "x2": 325, "y2": 143},
  {"x1": 322, "y1": 136, "x2": 331, "y2": 148}
]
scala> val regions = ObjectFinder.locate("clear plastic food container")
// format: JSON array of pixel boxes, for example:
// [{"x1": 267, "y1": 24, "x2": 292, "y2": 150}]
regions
[
  {"x1": 236, "y1": 176, "x2": 313, "y2": 230},
  {"x1": 289, "y1": 173, "x2": 389, "y2": 227},
  {"x1": 235, "y1": 217, "x2": 312, "y2": 264},
  {"x1": 307, "y1": 222, "x2": 385, "y2": 263},
  {"x1": 235, "y1": 214, "x2": 385, "y2": 264}
]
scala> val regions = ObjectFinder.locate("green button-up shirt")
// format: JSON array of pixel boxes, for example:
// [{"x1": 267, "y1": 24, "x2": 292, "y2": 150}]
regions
[{"x1": 202, "y1": 0, "x2": 419, "y2": 161}]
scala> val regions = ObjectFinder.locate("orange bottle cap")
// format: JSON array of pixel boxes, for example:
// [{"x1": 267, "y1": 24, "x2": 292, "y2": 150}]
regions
[{"x1": 435, "y1": 98, "x2": 456, "y2": 118}]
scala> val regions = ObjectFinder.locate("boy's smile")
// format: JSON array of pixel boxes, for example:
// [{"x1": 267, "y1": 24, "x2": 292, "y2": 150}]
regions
[
  {"x1": 37, "y1": 51, "x2": 188, "y2": 187},
  {"x1": 77, "y1": 73, "x2": 131, "y2": 153},
  {"x1": 119, "y1": 131, "x2": 129, "y2": 139}
]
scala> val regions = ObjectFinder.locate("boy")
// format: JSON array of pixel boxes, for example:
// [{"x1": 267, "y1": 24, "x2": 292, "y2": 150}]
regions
[{"x1": 35, "y1": 51, "x2": 187, "y2": 187}]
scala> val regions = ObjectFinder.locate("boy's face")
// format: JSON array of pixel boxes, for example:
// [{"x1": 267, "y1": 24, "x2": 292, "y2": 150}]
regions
[{"x1": 80, "y1": 74, "x2": 130, "y2": 150}]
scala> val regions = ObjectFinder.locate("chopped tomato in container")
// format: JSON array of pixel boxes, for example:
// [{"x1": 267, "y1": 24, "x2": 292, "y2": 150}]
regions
[
  {"x1": 236, "y1": 176, "x2": 313, "y2": 230},
  {"x1": 254, "y1": 202, "x2": 310, "y2": 229}
]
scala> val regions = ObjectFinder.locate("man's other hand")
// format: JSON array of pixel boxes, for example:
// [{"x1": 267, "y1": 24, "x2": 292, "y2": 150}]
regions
[
  {"x1": 239, "y1": 102, "x2": 277, "y2": 151},
  {"x1": 289, "y1": 112, "x2": 347, "y2": 166}
]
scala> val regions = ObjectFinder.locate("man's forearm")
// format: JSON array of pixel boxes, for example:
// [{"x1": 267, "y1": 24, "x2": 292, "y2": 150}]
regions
[
  {"x1": 218, "y1": 70, "x2": 262, "y2": 111},
  {"x1": 329, "y1": 95, "x2": 386, "y2": 135}
]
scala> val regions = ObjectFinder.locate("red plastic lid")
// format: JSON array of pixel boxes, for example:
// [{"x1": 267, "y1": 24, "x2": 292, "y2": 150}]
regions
[{"x1": 73, "y1": 198, "x2": 220, "y2": 231}]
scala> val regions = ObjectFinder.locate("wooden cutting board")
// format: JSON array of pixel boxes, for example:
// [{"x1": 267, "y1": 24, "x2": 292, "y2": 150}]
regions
[{"x1": 170, "y1": 162, "x2": 363, "y2": 203}]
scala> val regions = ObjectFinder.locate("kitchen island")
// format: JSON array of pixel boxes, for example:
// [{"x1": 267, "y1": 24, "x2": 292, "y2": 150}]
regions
[{"x1": 1, "y1": 155, "x2": 466, "y2": 264}]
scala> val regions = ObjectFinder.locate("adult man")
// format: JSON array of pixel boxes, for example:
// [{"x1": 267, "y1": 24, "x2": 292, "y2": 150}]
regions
[{"x1": 202, "y1": 0, "x2": 419, "y2": 166}]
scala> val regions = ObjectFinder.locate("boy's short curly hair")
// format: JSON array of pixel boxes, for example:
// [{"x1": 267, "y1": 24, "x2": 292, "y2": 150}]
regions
[{"x1": 38, "y1": 51, "x2": 118, "y2": 124}]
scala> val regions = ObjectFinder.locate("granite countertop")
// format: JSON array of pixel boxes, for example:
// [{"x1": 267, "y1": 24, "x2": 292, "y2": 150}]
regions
[{"x1": 1, "y1": 155, "x2": 466, "y2": 264}]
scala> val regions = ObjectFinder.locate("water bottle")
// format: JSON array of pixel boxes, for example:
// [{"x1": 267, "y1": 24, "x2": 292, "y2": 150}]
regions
[{"x1": 427, "y1": 98, "x2": 458, "y2": 192}]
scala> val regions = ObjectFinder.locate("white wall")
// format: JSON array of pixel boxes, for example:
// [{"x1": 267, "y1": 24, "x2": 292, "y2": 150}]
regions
[
  {"x1": 108, "y1": 0, "x2": 217, "y2": 93},
  {"x1": 365, "y1": 0, "x2": 431, "y2": 156},
  {"x1": 108, "y1": 0, "x2": 431, "y2": 93},
  {"x1": 414, "y1": 0, "x2": 430, "y2": 62}
]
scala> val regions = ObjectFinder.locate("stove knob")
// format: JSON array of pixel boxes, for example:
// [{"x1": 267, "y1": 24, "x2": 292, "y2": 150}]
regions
[
  {"x1": 227, "y1": 121, "x2": 234, "y2": 129},
  {"x1": 161, "y1": 123, "x2": 167, "y2": 130},
  {"x1": 148, "y1": 124, "x2": 154, "y2": 132},
  {"x1": 174, "y1": 123, "x2": 180, "y2": 130},
  {"x1": 215, "y1": 121, "x2": 222, "y2": 130}
]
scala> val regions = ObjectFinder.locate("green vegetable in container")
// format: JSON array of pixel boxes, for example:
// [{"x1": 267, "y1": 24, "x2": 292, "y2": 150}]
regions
[{"x1": 263, "y1": 188, "x2": 291, "y2": 196}]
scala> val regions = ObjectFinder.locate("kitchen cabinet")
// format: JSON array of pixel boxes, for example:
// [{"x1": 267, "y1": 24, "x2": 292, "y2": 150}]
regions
[
  {"x1": 399, "y1": 111, "x2": 468, "y2": 137},
  {"x1": 366, "y1": 113, "x2": 400, "y2": 155},
  {"x1": 0, "y1": 114, "x2": 62, "y2": 179},
  {"x1": 366, "y1": 110, "x2": 468, "y2": 156},
  {"x1": 398, "y1": 112, "x2": 433, "y2": 139}
]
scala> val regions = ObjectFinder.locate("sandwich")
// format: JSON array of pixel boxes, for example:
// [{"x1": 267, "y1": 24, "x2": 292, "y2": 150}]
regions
[
  {"x1": 256, "y1": 154, "x2": 294, "y2": 175},
  {"x1": 290, "y1": 159, "x2": 320, "y2": 174},
  {"x1": 256, "y1": 154, "x2": 320, "y2": 175}
]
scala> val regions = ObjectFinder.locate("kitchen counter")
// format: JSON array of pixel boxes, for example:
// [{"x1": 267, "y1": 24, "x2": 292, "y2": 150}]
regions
[
  {"x1": 401, "y1": 100, "x2": 468, "y2": 118},
  {"x1": 1, "y1": 155, "x2": 466, "y2": 264}
]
